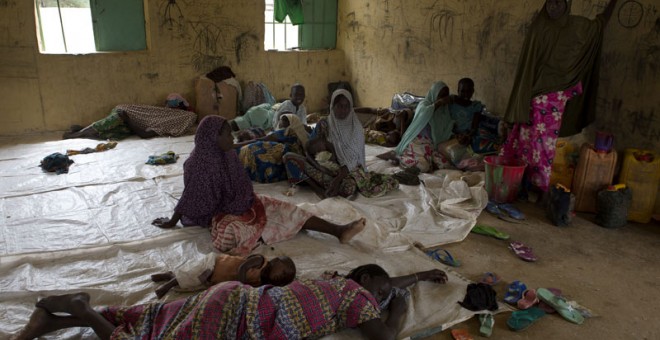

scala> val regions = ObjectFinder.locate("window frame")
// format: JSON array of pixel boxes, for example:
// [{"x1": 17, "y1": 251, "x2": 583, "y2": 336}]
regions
[{"x1": 34, "y1": 0, "x2": 149, "y2": 54}]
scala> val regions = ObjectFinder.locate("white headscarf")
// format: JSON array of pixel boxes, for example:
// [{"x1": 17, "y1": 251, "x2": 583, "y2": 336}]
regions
[
  {"x1": 282, "y1": 113, "x2": 309, "y2": 151},
  {"x1": 327, "y1": 89, "x2": 366, "y2": 171}
]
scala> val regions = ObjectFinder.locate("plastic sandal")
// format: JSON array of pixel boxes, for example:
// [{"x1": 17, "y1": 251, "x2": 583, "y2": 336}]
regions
[
  {"x1": 517, "y1": 289, "x2": 539, "y2": 310},
  {"x1": 485, "y1": 201, "x2": 501, "y2": 215},
  {"x1": 451, "y1": 328, "x2": 474, "y2": 340},
  {"x1": 426, "y1": 248, "x2": 461, "y2": 267},
  {"x1": 506, "y1": 307, "x2": 546, "y2": 331},
  {"x1": 498, "y1": 203, "x2": 526, "y2": 220},
  {"x1": 479, "y1": 272, "x2": 501, "y2": 285},
  {"x1": 509, "y1": 241, "x2": 538, "y2": 262},
  {"x1": 503, "y1": 280, "x2": 527, "y2": 305},
  {"x1": 471, "y1": 225, "x2": 510, "y2": 240},
  {"x1": 479, "y1": 314, "x2": 494, "y2": 337},
  {"x1": 538, "y1": 288, "x2": 562, "y2": 313},
  {"x1": 537, "y1": 288, "x2": 585, "y2": 324}
]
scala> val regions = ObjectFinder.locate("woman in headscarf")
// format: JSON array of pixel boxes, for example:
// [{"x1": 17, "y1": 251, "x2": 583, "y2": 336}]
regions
[
  {"x1": 500, "y1": 0, "x2": 618, "y2": 193},
  {"x1": 237, "y1": 113, "x2": 310, "y2": 183},
  {"x1": 284, "y1": 90, "x2": 399, "y2": 199},
  {"x1": 380, "y1": 81, "x2": 455, "y2": 173},
  {"x1": 152, "y1": 115, "x2": 366, "y2": 255},
  {"x1": 13, "y1": 265, "x2": 447, "y2": 340}
]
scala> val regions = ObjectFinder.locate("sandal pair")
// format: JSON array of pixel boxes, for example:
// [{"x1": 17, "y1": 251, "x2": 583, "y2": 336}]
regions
[{"x1": 486, "y1": 201, "x2": 526, "y2": 221}]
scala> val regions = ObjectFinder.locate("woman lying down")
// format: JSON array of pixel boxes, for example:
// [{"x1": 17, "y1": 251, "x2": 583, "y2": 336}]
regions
[{"x1": 12, "y1": 264, "x2": 447, "y2": 340}]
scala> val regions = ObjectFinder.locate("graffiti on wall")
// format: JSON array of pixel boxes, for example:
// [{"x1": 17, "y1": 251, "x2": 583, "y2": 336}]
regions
[{"x1": 630, "y1": 109, "x2": 660, "y2": 143}]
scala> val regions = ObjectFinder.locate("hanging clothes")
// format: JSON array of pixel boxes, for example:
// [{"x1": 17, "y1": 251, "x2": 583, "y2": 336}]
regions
[{"x1": 274, "y1": 0, "x2": 304, "y2": 25}]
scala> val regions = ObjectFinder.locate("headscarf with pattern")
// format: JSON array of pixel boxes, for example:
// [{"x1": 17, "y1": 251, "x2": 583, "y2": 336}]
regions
[
  {"x1": 327, "y1": 89, "x2": 366, "y2": 171},
  {"x1": 175, "y1": 115, "x2": 254, "y2": 227}
]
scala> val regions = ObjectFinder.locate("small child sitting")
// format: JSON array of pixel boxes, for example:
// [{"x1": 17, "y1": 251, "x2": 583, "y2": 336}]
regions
[{"x1": 150, "y1": 254, "x2": 296, "y2": 298}]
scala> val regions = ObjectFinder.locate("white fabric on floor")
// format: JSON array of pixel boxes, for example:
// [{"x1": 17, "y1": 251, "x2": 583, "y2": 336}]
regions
[{"x1": 0, "y1": 136, "x2": 496, "y2": 339}]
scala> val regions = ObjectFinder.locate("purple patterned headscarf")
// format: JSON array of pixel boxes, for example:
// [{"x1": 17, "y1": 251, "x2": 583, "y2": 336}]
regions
[{"x1": 175, "y1": 115, "x2": 254, "y2": 227}]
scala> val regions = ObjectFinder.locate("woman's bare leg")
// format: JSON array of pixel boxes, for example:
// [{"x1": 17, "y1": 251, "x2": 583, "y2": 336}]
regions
[
  {"x1": 35, "y1": 293, "x2": 115, "y2": 340},
  {"x1": 302, "y1": 216, "x2": 366, "y2": 243},
  {"x1": 12, "y1": 308, "x2": 88, "y2": 340},
  {"x1": 63, "y1": 126, "x2": 101, "y2": 140}
]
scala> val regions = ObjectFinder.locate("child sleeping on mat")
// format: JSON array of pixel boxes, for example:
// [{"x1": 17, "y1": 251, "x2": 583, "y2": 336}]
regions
[{"x1": 150, "y1": 254, "x2": 296, "y2": 298}]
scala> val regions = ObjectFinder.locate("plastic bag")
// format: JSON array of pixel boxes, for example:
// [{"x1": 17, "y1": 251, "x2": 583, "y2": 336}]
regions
[{"x1": 391, "y1": 92, "x2": 424, "y2": 110}]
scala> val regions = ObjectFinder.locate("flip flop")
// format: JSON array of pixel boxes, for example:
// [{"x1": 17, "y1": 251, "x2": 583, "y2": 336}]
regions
[
  {"x1": 479, "y1": 272, "x2": 501, "y2": 285},
  {"x1": 517, "y1": 289, "x2": 539, "y2": 310},
  {"x1": 498, "y1": 203, "x2": 526, "y2": 220},
  {"x1": 471, "y1": 224, "x2": 510, "y2": 240},
  {"x1": 485, "y1": 201, "x2": 501, "y2": 215},
  {"x1": 450, "y1": 328, "x2": 474, "y2": 340},
  {"x1": 509, "y1": 241, "x2": 538, "y2": 262},
  {"x1": 426, "y1": 248, "x2": 461, "y2": 267},
  {"x1": 538, "y1": 288, "x2": 562, "y2": 313},
  {"x1": 506, "y1": 307, "x2": 546, "y2": 331},
  {"x1": 537, "y1": 288, "x2": 585, "y2": 324},
  {"x1": 478, "y1": 313, "x2": 494, "y2": 337},
  {"x1": 485, "y1": 201, "x2": 525, "y2": 224},
  {"x1": 503, "y1": 280, "x2": 527, "y2": 305}
]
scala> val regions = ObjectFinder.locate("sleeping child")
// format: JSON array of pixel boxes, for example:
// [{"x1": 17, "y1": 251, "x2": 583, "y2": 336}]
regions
[{"x1": 150, "y1": 254, "x2": 296, "y2": 298}]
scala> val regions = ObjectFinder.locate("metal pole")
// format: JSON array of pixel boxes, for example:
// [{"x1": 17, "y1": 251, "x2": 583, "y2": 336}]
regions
[{"x1": 56, "y1": 0, "x2": 68, "y2": 52}]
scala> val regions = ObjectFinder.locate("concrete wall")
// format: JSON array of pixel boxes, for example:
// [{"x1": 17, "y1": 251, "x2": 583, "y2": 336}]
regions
[
  {"x1": 1, "y1": 0, "x2": 658, "y2": 153},
  {"x1": 338, "y1": 0, "x2": 660, "y2": 152},
  {"x1": 0, "y1": 0, "x2": 345, "y2": 135}
]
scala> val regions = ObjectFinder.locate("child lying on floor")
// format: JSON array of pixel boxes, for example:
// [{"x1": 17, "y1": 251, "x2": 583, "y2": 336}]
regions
[{"x1": 150, "y1": 254, "x2": 296, "y2": 298}]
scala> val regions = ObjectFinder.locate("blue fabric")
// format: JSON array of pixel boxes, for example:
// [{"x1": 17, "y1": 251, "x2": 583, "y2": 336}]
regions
[
  {"x1": 238, "y1": 141, "x2": 290, "y2": 183},
  {"x1": 450, "y1": 101, "x2": 483, "y2": 134}
]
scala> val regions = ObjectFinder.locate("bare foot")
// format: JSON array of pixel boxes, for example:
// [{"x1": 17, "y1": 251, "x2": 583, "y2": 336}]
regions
[
  {"x1": 376, "y1": 150, "x2": 396, "y2": 161},
  {"x1": 151, "y1": 272, "x2": 174, "y2": 282},
  {"x1": 11, "y1": 308, "x2": 60, "y2": 340},
  {"x1": 35, "y1": 292, "x2": 90, "y2": 315},
  {"x1": 339, "y1": 218, "x2": 367, "y2": 243}
]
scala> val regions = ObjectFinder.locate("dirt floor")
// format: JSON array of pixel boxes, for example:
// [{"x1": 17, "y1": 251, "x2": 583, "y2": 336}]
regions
[{"x1": 425, "y1": 202, "x2": 660, "y2": 340}]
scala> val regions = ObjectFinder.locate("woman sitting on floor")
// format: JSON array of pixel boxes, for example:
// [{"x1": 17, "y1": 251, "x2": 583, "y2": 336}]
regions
[
  {"x1": 152, "y1": 115, "x2": 365, "y2": 255},
  {"x1": 236, "y1": 114, "x2": 310, "y2": 183},
  {"x1": 284, "y1": 89, "x2": 399, "y2": 199},
  {"x1": 63, "y1": 94, "x2": 197, "y2": 140},
  {"x1": 12, "y1": 264, "x2": 447, "y2": 340}
]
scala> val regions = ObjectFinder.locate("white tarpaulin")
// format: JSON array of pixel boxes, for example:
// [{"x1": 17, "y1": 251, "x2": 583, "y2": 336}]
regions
[{"x1": 0, "y1": 136, "x2": 499, "y2": 339}]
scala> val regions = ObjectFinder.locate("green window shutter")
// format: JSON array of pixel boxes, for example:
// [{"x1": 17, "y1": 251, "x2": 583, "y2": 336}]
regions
[
  {"x1": 299, "y1": 0, "x2": 336, "y2": 50},
  {"x1": 90, "y1": 0, "x2": 146, "y2": 51}
]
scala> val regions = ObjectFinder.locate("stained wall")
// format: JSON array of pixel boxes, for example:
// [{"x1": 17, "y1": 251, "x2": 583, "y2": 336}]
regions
[
  {"x1": 338, "y1": 0, "x2": 660, "y2": 152},
  {"x1": 0, "y1": 0, "x2": 345, "y2": 135},
  {"x1": 1, "y1": 0, "x2": 658, "y2": 154}
]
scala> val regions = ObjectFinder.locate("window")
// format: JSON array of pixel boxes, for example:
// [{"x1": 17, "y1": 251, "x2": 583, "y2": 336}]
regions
[
  {"x1": 35, "y1": 0, "x2": 147, "y2": 54},
  {"x1": 264, "y1": 0, "x2": 299, "y2": 51},
  {"x1": 264, "y1": 0, "x2": 337, "y2": 51}
]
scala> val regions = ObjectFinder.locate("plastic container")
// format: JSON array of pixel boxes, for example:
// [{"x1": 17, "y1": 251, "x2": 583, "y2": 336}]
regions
[
  {"x1": 619, "y1": 149, "x2": 660, "y2": 223},
  {"x1": 484, "y1": 156, "x2": 526, "y2": 203},
  {"x1": 573, "y1": 143, "x2": 617, "y2": 213},
  {"x1": 596, "y1": 187, "x2": 632, "y2": 228},
  {"x1": 550, "y1": 140, "x2": 576, "y2": 190}
]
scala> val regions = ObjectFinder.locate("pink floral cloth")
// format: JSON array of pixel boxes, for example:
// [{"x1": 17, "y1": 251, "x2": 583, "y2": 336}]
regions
[
  {"x1": 499, "y1": 82, "x2": 583, "y2": 192},
  {"x1": 399, "y1": 134, "x2": 450, "y2": 172},
  {"x1": 211, "y1": 194, "x2": 313, "y2": 255}
]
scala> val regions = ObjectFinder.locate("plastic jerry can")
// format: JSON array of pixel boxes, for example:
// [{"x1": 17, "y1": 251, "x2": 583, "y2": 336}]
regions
[
  {"x1": 550, "y1": 140, "x2": 576, "y2": 190},
  {"x1": 572, "y1": 143, "x2": 617, "y2": 213},
  {"x1": 619, "y1": 149, "x2": 660, "y2": 223}
]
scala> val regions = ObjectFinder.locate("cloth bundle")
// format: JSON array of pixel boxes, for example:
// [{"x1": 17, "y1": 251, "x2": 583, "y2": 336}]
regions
[
  {"x1": 40, "y1": 153, "x2": 74, "y2": 174},
  {"x1": 146, "y1": 151, "x2": 179, "y2": 165}
]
